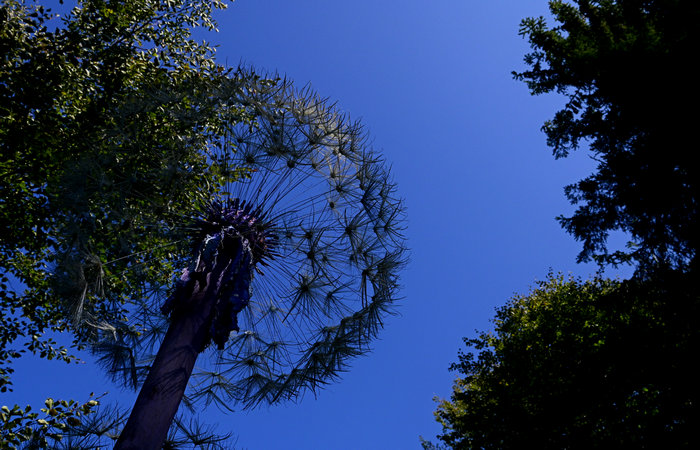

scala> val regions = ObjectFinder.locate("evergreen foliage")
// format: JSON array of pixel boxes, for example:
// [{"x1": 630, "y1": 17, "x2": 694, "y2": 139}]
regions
[{"x1": 514, "y1": 0, "x2": 700, "y2": 271}]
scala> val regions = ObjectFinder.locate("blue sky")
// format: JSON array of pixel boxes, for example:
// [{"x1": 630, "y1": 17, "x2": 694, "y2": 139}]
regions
[{"x1": 4, "y1": 1, "x2": 633, "y2": 448}]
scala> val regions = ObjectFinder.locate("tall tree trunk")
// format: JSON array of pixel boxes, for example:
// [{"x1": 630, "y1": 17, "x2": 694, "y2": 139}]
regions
[{"x1": 115, "y1": 237, "x2": 247, "y2": 449}]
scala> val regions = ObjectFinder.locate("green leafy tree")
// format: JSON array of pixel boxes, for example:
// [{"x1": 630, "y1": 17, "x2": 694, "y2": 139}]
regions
[
  {"x1": 514, "y1": 0, "x2": 700, "y2": 271},
  {"x1": 433, "y1": 273, "x2": 699, "y2": 449},
  {"x1": 0, "y1": 395, "x2": 100, "y2": 449},
  {"x1": 1, "y1": 0, "x2": 253, "y2": 445},
  {"x1": 1, "y1": 0, "x2": 238, "y2": 390}
]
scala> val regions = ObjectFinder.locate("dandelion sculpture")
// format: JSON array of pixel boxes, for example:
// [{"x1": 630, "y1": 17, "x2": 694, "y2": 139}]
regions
[{"x1": 113, "y1": 75, "x2": 407, "y2": 448}]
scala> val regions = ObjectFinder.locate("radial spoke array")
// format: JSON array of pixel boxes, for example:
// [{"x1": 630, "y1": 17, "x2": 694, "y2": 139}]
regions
[{"x1": 87, "y1": 72, "x2": 408, "y2": 410}]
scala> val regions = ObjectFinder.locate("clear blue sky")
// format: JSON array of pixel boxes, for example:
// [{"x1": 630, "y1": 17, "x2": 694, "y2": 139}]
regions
[{"x1": 4, "y1": 1, "x2": 632, "y2": 448}]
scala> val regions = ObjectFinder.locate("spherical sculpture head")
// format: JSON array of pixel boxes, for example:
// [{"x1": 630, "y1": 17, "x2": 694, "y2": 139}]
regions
[{"x1": 99, "y1": 73, "x2": 408, "y2": 410}]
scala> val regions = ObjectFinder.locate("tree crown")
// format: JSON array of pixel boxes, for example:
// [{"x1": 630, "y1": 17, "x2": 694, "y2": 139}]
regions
[{"x1": 514, "y1": 0, "x2": 700, "y2": 271}]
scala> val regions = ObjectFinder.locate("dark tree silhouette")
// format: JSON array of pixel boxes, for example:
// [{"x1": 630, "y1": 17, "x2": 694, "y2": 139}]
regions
[{"x1": 514, "y1": 0, "x2": 700, "y2": 272}]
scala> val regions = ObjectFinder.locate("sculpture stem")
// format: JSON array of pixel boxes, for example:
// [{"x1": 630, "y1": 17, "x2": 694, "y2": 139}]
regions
[{"x1": 116, "y1": 237, "x2": 248, "y2": 449}]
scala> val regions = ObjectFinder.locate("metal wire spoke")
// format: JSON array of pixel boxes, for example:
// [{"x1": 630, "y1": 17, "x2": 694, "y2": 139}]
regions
[{"x1": 82, "y1": 73, "x2": 407, "y2": 413}]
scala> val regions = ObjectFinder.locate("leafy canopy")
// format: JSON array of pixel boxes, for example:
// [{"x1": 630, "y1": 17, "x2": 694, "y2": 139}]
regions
[
  {"x1": 514, "y1": 0, "x2": 700, "y2": 271},
  {"x1": 433, "y1": 273, "x2": 699, "y2": 449},
  {"x1": 0, "y1": 396, "x2": 100, "y2": 449},
  {"x1": 0, "y1": 0, "x2": 246, "y2": 391}
]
